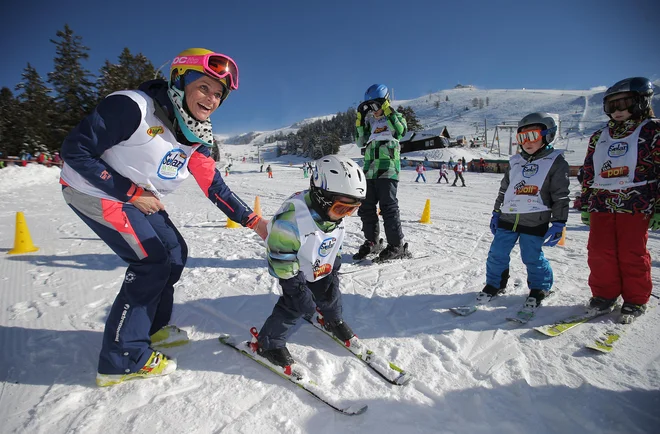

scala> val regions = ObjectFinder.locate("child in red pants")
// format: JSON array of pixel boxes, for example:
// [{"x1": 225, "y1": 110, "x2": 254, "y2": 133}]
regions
[{"x1": 580, "y1": 77, "x2": 660, "y2": 323}]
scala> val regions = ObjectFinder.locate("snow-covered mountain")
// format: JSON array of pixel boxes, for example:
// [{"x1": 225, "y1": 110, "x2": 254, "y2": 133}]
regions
[{"x1": 217, "y1": 84, "x2": 660, "y2": 166}]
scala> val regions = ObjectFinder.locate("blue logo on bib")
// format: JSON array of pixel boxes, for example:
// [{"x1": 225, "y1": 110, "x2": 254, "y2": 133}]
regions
[
  {"x1": 608, "y1": 142, "x2": 628, "y2": 158},
  {"x1": 158, "y1": 149, "x2": 188, "y2": 179},
  {"x1": 319, "y1": 237, "x2": 337, "y2": 257},
  {"x1": 522, "y1": 164, "x2": 539, "y2": 178}
]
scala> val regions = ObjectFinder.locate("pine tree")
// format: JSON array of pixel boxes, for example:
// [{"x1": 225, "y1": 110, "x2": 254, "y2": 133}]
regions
[
  {"x1": 48, "y1": 24, "x2": 95, "y2": 145},
  {"x1": 0, "y1": 87, "x2": 27, "y2": 157},
  {"x1": 15, "y1": 64, "x2": 57, "y2": 153},
  {"x1": 396, "y1": 106, "x2": 422, "y2": 131},
  {"x1": 96, "y1": 48, "x2": 162, "y2": 101}
]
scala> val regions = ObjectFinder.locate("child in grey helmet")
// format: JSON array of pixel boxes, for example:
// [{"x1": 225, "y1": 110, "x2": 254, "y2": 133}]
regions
[{"x1": 481, "y1": 112, "x2": 570, "y2": 320}]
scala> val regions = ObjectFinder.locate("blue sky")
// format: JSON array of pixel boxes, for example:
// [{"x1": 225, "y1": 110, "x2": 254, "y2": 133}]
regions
[{"x1": 2, "y1": 0, "x2": 659, "y2": 135}]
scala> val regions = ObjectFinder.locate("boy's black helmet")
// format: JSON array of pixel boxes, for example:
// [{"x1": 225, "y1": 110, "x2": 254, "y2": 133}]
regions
[{"x1": 603, "y1": 77, "x2": 654, "y2": 118}]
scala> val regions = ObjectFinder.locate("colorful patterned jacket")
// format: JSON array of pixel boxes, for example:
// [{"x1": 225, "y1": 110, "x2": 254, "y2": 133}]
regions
[
  {"x1": 356, "y1": 109, "x2": 407, "y2": 180},
  {"x1": 580, "y1": 118, "x2": 660, "y2": 215}
]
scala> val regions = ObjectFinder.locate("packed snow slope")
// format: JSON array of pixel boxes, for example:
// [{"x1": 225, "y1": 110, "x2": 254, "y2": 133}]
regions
[
  {"x1": 1, "y1": 162, "x2": 659, "y2": 434},
  {"x1": 221, "y1": 84, "x2": 660, "y2": 166}
]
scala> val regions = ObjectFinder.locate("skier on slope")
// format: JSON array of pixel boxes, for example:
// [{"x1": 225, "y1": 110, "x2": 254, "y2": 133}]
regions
[
  {"x1": 580, "y1": 77, "x2": 660, "y2": 323},
  {"x1": 255, "y1": 155, "x2": 366, "y2": 367},
  {"x1": 353, "y1": 84, "x2": 409, "y2": 261},
  {"x1": 59, "y1": 48, "x2": 268, "y2": 386},
  {"x1": 481, "y1": 112, "x2": 570, "y2": 317}
]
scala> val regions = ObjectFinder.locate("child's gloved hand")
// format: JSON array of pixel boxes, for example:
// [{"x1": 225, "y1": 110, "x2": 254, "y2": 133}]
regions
[
  {"x1": 581, "y1": 211, "x2": 590, "y2": 226},
  {"x1": 382, "y1": 99, "x2": 392, "y2": 116},
  {"x1": 489, "y1": 210, "x2": 500, "y2": 235},
  {"x1": 356, "y1": 111, "x2": 364, "y2": 127},
  {"x1": 543, "y1": 222, "x2": 565, "y2": 247}
]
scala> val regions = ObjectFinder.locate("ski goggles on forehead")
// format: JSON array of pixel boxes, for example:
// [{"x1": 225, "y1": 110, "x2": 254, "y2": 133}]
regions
[
  {"x1": 604, "y1": 95, "x2": 636, "y2": 114},
  {"x1": 329, "y1": 197, "x2": 361, "y2": 218},
  {"x1": 173, "y1": 53, "x2": 239, "y2": 90},
  {"x1": 517, "y1": 129, "x2": 546, "y2": 144}
]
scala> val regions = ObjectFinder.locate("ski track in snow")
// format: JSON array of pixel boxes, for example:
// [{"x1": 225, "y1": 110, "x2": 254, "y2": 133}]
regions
[{"x1": 1, "y1": 161, "x2": 659, "y2": 434}]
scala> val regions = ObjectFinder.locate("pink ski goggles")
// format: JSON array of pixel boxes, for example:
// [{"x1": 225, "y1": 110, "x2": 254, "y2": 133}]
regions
[{"x1": 172, "y1": 53, "x2": 239, "y2": 90}]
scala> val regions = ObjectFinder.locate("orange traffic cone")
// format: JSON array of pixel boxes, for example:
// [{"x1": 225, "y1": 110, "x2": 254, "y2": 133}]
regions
[
  {"x1": 226, "y1": 218, "x2": 241, "y2": 229},
  {"x1": 420, "y1": 199, "x2": 432, "y2": 224},
  {"x1": 253, "y1": 196, "x2": 262, "y2": 217},
  {"x1": 8, "y1": 212, "x2": 39, "y2": 254},
  {"x1": 557, "y1": 227, "x2": 566, "y2": 246}
]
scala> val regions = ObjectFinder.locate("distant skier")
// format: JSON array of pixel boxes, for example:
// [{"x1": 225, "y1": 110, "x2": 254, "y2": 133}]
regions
[
  {"x1": 266, "y1": 164, "x2": 273, "y2": 178},
  {"x1": 580, "y1": 77, "x2": 660, "y2": 323},
  {"x1": 482, "y1": 112, "x2": 570, "y2": 319},
  {"x1": 415, "y1": 162, "x2": 427, "y2": 183},
  {"x1": 437, "y1": 163, "x2": 449, "y2": 183},
  {"x1": 451, "y1": 161, "x2": 466, "y2": 186},
  {"x1": 255, "y1": 155, "x2": 365, "y2": 367}
]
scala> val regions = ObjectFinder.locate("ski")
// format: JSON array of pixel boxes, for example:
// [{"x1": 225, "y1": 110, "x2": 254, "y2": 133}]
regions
[
  {"x1": 304, "y1": 310, "x2": 412, "y2": 386},
  {"x1": 219, "y1": 329, "x2": 368, "y2": 416},
  {"x1": 534, "y1": 305, "x2": 619, "y2": 337},
  {"x1": 585, "y1": 329, "x2": 622, "y2": 353},
  {"x1": 339, "y1": 253, "x2": 431, "y2": 275}
]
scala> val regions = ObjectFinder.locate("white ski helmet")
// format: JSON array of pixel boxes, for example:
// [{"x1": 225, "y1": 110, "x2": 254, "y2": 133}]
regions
[{"x1": 310, "y1": 155, "x2": 366, "y2": 217}]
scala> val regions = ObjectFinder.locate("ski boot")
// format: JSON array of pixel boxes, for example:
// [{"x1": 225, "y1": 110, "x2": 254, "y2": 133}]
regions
[
  {"x1": 324, "y1": 320, "x2": 355, "y2": 342},
  {"x1": 96, "y1": 350, "x2": 176, "y2": 387},
  {"x1": 257, "y1": 346, "x2": 295, "y2": 368},
  {"x1": 586, "y1": 296, "x2": 617, "y2": 315},
  {"x1": 375, "y1": 242, "x2": 410, "y2": 262},
  {"x1": 475, "y1": 284, "x2": 506, "y2": 305},
  {"x1": 352, "y1": 238, "x2": 384, "y2": 261},
  {"x1": 619, "y1": 302, "x2": 647, "y2": 324}
]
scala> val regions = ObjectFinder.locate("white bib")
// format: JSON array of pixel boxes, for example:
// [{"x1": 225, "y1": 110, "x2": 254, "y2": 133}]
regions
[
  {"x1": 502, "y1": 150, "x2": 562, "y2": 214},
  {"x1": 367, "y1": 114, "x2": 394, "y2": 143},
  {"x1": 270, "y1": 193, "x2": 344, "y2": 283},
  {"x1": 590, "y1": 120, "x2": 648, "y2": 191},
  {"x1": 61, "y1": 90, "x2": 200, "y2": 200}
]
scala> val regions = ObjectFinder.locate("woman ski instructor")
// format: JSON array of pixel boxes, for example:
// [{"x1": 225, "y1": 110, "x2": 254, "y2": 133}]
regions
[{"x1": 59, "y1": 48, "x2": 267, "y2": 386}]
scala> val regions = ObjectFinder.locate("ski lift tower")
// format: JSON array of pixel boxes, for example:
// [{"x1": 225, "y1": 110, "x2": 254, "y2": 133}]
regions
[{"x1": 490, "y1": 124, "x2": 518, "y2": 157}]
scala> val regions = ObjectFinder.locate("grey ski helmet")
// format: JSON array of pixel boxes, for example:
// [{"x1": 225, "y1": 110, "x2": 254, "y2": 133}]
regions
[
  {"x1": 517, "y1": 112, "x2": 557, "y2": 146},
  {"x1": 603, "y1": 77, "x2": 654, "y2": 118}
]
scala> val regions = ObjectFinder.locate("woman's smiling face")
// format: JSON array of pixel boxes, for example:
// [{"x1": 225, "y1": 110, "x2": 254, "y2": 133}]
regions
[{"x1": 184, "y1": 76, "x2": 226, "y2": 121}]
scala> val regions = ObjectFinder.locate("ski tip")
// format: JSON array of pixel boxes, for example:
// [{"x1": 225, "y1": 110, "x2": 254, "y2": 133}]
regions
[
  {"x1": 342, "y1": 404, "x2": 368, "y2": 416},
  {"x1": 450, "y1": 306, "x2": 477, "y2": 316},
  {"x1": 218, "y1": 334, "x2": 236, "y2": 345},
  {"x1": 395, "y1": 372, "x2": 413, "y2": 386}
]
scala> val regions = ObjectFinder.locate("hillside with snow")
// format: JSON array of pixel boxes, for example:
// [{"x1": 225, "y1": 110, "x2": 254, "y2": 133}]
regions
[
  {"x1": 1, "y1": 160, "x2": 659, "y2": 433},
  {"x1": 217, "y1": 84, "x2": 660, "y2": 166}
]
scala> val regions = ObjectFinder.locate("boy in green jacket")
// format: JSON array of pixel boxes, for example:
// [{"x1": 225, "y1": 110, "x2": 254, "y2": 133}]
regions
[{"x1": 353, "y1": 84, "x2": 409, "y2": 262}]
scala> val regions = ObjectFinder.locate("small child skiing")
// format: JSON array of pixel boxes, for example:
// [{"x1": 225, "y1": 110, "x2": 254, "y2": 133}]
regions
[
  {"x1": 481, "y1": 112, "x2": 570, "y2": 320},
  {"x1": 415, "y1": 162, "x2": 427, "y2": 183},
  {"x1": 580, "y1": 77, "x2": 660, "y2": 323},
  {"x1": 266, "y1": 164, "x2": 273, "y2": 178},
  {"x1": 437, "y1": 163, "x2": 449, "y2": 183},
  {"x1": 254, "y1": 155, "x2": 366, "y2": 367},
  {"x1": 451, "y1": 161, "x2": 466, "y2": 187}
]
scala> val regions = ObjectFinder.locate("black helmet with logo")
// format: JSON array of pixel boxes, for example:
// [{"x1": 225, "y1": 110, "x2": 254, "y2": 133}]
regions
[{"x1": 603, "y1": 77, "x2": 654, "y2": 118}]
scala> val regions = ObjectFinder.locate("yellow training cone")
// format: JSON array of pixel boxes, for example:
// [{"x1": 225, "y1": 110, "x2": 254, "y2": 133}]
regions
[
  {"x1": 253, "y1": 196, "x2": 262, "y2": 217},
  {"x1": 557, "y1": 227, "x2": 566, "y2": 246},
  {"x1": 226, "y1": 218, "x2": 241, "y2": 229},
  {"x1": 8, "y1": 212, "x2": 39, "y2": 254},
  {"x1": 420, "y1": 199, "x2": 432, "y2": 224}
]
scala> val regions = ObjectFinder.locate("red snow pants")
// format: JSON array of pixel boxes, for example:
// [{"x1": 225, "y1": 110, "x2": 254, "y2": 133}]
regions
[{"x1": 587, "y1": 212, "x2": 652, "y2": 304}]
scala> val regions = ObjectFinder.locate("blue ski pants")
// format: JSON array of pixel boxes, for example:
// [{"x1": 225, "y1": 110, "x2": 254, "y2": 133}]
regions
[
  {"x1": 63, "y1": 187, "x2": 187, "y2": 374},
  {"x1": 486, "y1": 228, "x2": 553, "y2": 292}
]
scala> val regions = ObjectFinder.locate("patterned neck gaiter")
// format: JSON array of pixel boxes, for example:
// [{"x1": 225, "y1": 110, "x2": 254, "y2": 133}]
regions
[{"x1": 167, "y1": 86, "x2": 214, "y2": 147}]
